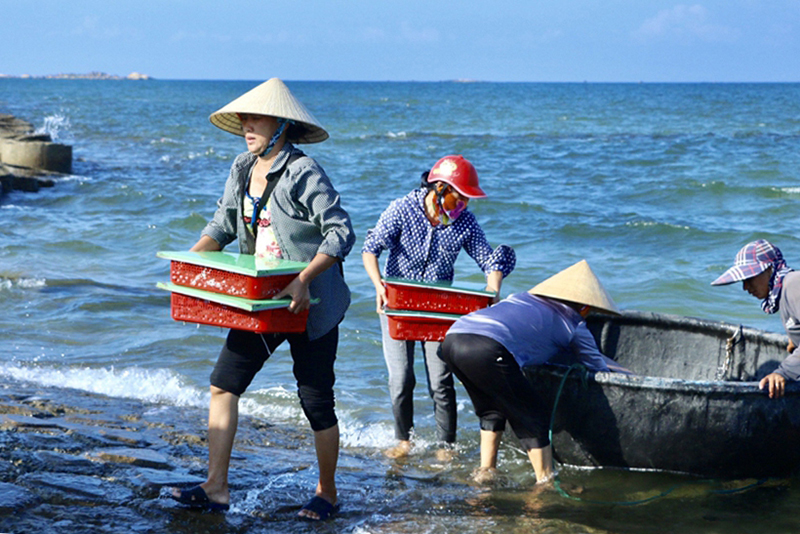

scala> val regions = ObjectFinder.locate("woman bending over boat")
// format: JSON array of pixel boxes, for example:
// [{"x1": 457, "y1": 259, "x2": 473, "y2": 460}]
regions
[
  {"x1": 712, "y1": 239, "x2": 800, "y2": 399},
  {"x1": 440, "y1": 260, "x2": 630, "y2": 484},
  {"x1": 362, "y1": 155, "x2": 515, "y2": 460}
]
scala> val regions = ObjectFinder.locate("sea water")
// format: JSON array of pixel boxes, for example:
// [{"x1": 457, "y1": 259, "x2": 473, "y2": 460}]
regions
[{"x1": 1, "y1": 79, "x2": 800, "y2": 532}]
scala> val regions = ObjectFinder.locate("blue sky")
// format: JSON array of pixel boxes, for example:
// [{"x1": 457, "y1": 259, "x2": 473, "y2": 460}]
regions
[{"x1": 1, "y1": 0, "x2": 797, "y2": 82}]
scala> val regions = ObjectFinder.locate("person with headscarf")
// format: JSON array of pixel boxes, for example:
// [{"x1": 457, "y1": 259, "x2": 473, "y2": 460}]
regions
[
  {"x1": 170, "y1": 79, "x2": 354, "y2": 521},
  {"x1": 712, "y1": 239, "x2": 800, "y2": 399},
  {"x1": 440, "y1": 260, "x2": 630, "y2": 484},
  {"x1": 361, "y1": 155, "x2": 516, "y2": 460}
]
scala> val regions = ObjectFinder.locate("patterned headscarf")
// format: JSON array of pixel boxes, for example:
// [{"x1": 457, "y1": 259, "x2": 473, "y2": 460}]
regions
[{"x1": 763, "y1": 252, "x2": 792, "y2": 314}]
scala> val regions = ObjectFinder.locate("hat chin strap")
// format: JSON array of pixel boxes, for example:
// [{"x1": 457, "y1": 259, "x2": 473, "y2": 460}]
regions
[{"x1": 259, "y1": 119, "x2": 289, "y2": 158}]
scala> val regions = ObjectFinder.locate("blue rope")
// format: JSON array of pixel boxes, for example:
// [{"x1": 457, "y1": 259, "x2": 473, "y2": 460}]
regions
[
  {"x1": 258, "y1": 119, "x2": 289, "y2": 158},
  {"x1": 547, "y1": 364, "x2": 769, "y2": 505}
]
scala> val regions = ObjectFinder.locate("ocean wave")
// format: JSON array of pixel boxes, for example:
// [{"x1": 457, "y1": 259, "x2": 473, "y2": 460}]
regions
[
  {"x1": 0, "y1": 363, "x2": 207, "y2": 408},
  {"x1": 150, "y1": 137, "x2": 183, "y2": 146},
  {"x1": 0, "y1": 361, "x2": 397, "y2": 448},
  {"x1": 625, "y1": 220, "x2": 692, "y2": 231},
  {"x1": 0, "y1": 276, "x2": 47, "y2": 291},
  {"x1": 54, "y1": 173, "x2": 91, "y2": 182},
  {"x1": 34, "y1": 113, "x2": 73, "y2": 143}
]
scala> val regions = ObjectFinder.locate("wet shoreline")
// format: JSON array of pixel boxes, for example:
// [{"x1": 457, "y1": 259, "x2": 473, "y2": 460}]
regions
[
  {"x1": 3, "y1": 377, "x2": 799, "y2": 534},
  {"x1": 0, "y1": 378, "x2": 524, "y2": 533}
]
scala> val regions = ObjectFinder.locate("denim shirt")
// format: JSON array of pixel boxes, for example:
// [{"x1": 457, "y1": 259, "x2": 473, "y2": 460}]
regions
[
  {"x1": 361, "y1": 188, "x2": 515, "y2": 283},
  {"x1": 202, "y1": 143, "x2": 356, "y2": 340}
]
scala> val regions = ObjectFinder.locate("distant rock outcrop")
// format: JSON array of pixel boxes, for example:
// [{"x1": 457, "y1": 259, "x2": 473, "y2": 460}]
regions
[{"x1": 0, "y1": 72, "x2": 152, "y2": 80}]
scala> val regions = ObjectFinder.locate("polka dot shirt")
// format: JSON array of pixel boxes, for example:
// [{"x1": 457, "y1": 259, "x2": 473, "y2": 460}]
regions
[{"x1": 362, "y1": 188, "x2": 516, "y2": 282}]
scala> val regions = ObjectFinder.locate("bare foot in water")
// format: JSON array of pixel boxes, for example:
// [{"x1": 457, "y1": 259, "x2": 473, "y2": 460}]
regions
[
  {"x1": 384, "y1": 440, "x2": 412, "y2": 459},
  {"x1": 435, "y1": 447, "x2": 456, "y2": 462},
  {"x1": 472, "y1": 466, "x2": 499, "y2": 484}
]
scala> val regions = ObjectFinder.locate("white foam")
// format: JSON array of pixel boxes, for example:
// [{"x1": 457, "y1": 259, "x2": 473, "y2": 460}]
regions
[
  {"x1": 0, "y1": 277, "x2": 47, "y2": 291},
  {"x1": 338, "y1": 418, "x2": 395, "y2": 448},
  {"x1": 238, "y1": 386, "x2": 304, "y2": 422},
  {"x1": 0, "y1": 363, "x2": 208, "y2": 408},
  {"x1": 17, "y1": 278, "x2": 46, "y2": 289},
  {"x1": 0, "y1": 362, "x2": 402, "y2": 451},
  {"x1": 57, "y1": 174, "x2": 92, "y2": 182},
  {"x1": 34, "y1": 114, "x2": 73, "y2": 143}
]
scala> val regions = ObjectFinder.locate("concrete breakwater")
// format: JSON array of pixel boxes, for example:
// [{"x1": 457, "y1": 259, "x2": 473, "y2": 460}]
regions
[{"x1": 0, "y1": 113, "x2": 72, "y2": 198}]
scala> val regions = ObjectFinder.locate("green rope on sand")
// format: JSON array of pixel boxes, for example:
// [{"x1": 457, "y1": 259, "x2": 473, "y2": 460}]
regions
[{"x1": 547, "y1": 363, "x2": 769, "y2": 505}]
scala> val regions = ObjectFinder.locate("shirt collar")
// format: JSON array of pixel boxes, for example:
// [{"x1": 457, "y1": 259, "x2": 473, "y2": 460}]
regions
[
  {"x1": 236, "y1": 142, "x2": 296, "y2": 176},
  {"x1": 267, "y1": 142, "x2": 294, "y2": 176}
]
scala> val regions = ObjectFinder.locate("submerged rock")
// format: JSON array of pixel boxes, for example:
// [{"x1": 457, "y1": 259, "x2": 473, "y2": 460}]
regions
[
  {"x1": 16, "y1": 472, "x2": 135, "y2": 504},
  {"x1": 0, "y1": 481, "x2": 39, "y2": 513},
  {"x1": 89, "y1": 447, "x2": 171, "y2": 469}
]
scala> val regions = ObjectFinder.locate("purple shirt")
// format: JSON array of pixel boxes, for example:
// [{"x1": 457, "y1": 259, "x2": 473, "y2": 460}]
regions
[
  {"x1": 361, "y1": 188, "x2": 515, "y2": 282},
  {"x1": 447, "y1": 292, "x2": 612, "y2": 372}
]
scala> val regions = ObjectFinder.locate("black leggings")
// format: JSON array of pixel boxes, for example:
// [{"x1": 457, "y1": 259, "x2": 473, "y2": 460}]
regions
[
  {"x1": 210, "y1": 327, "x2": 339, "y2": 431},
  {"x1": 440, "y1": 333, "x2": 550, "y2": 450}
]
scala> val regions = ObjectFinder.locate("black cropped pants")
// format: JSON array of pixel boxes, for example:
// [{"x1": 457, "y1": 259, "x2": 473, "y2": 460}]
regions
[
  {"x1": 440, "y1": 333, "x2": 549, "y2": 450},
  {"x1": 210, "y1": 327, "x2": 338, "y2": 432}
]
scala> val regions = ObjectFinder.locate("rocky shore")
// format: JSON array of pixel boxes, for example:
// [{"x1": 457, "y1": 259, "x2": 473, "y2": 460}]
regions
[
  {"x1": 1, "y1": 378, "x2": 351, "y2": 533},
  {"x1": 1, "y1": 378, "x2": 497, "y2": 534}
]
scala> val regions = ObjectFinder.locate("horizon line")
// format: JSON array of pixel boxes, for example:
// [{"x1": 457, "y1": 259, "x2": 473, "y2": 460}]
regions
[{"x1": 1, "y1": 75, "x2": 799, "y2": 84}]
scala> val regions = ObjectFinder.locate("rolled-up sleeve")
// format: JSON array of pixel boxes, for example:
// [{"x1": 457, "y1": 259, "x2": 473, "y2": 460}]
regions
[
  {"x1": 776, "y1": 352, "x2": 800, "y2": 380},
  {"x1": 361, "y1": 201, "x2": 401, "y2": 257},
  {"x1": 462, "y1": 216, "x2": 516, "y2": 278},
  {"x1": 293, "y1": 165, "x2": 355, "y2": 260}
]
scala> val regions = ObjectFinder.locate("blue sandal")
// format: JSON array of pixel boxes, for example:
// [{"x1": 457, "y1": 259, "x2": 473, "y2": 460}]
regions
[
  {"x1": 299, "y1": 495, "x2": 340, "y2": 521},
  {"x1": 171, "y1": 485, "x2": 230, "y2": 512}
]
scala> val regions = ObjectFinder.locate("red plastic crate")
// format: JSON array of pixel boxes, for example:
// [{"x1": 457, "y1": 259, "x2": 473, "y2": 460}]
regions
[
  {"x1": 385, "y1": 279, "x2": 493, "y2": 315},
  {"x1": 385, "y1": 310, "x2": 460, "y2": 342},
  {"x1": 170, "y1": 292, "x2": 308, "y2": 333},
  {"x1": 170, "y1": 261, "x2": 296, "y2": 300}
]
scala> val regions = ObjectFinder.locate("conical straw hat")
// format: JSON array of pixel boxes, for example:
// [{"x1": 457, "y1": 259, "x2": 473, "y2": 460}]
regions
[
  {"x1": 209, "y1": 78, "x2": 328, "y2": 144},
  {"x1": 528, "y1": 260, "x2": 620, "y2": 315}
]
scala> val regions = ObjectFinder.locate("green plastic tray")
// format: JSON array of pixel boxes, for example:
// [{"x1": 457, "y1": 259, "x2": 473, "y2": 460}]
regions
[
  {"x1": 383, "y1": 277, "x2": 496, "y2": 297},
  {"x1": 157, "y1": 250, "x2": 308, "y2": 276},
  {"x1": 157, "y1": 282, "x2": 318, "y2": 312}
]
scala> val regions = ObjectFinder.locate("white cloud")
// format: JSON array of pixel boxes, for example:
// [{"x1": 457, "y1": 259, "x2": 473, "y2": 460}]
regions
[
  {"x1": 361, "y1": 27, "x2": 388, "y2": 42},
  {"x1": 633, "y1": 4, "x2": 740, "y2": 43},
  {"x1": 540, "y1": 29, "x2": 563, "y2": 43},
  {"x1": 71, "y1": 15, "x2": 135, "y2": 40},
  {"x1": 399, "y1": 22, "x2": 440, "y2": 44}
]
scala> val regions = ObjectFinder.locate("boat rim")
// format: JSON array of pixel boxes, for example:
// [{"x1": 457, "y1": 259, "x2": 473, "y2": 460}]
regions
[{"x1": 533, "y1": 364, "x2": 800, "y2": 396}]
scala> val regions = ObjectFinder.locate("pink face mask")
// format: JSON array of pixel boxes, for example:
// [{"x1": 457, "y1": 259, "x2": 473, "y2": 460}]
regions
[{"x1": 437, "y1": 196, "x2": 466, "y2": 226}]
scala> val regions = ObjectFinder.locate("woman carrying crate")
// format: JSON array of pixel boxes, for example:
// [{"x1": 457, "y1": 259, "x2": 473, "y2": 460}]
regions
[
  {"x1": 171, "y1": 79, "x2": 355, "y2": 521},
  {"x1": 362, "y1": 155, "x2": 516, "y2": 459}
]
